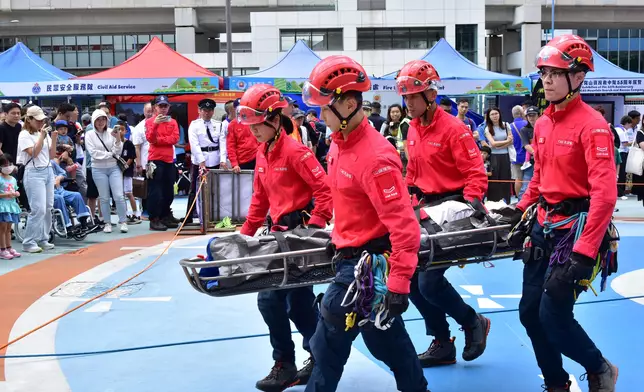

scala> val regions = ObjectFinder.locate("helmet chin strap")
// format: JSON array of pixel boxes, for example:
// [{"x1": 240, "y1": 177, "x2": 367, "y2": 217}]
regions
[
  {"x1": 263, "y1": 115, "x2": 281, "y2": 155},
  {"x1": 420, "y1": 92, "x2": 435, "y2": 122},
  {"x1": 329, "y1": 104, "x2": 361, "y2": 131},
  {"x1": 550, "y1": 72, "x2": 582, "y2": 105}
]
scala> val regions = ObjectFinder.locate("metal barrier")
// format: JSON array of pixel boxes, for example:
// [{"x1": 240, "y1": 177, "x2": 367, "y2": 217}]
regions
[{"x1": 179, "y1": 169, "x2": 255, "y2": 235}]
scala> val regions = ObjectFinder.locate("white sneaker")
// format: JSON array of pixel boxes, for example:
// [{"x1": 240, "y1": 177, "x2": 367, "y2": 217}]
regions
[
  {"x1": 103, "y1": 225, "x2": 112, "y2": 233},
  {"x1": 120, "y1": 223, "x2": 128, "y2": 233},
  {"x1": 621, "y1": 196, "x2": 628, "y2": 200},
  {"x1": 38, "y1": 242, "x2": 55, "y2": 250},
  {"x1": 23, "y1": 246, "x2": 43, "y2": 253}
]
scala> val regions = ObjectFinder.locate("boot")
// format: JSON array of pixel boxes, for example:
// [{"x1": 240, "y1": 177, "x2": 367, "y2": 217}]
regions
[
  {"x1": 161, "y1": 216, "x2": 179, "y2": 229},
  {"x1": 543, "y1": 381, "x2": 571, "y2": 391},
  {"x1": 150, "y1": 218, "x2": 168, "y2": 231},
  {"x1": 585, "y1": 358, "x2": 618, "y2": 392},
  {"x1": 418, "y1": 337, "x2": 457, "y2": 368},
  {"x1": 462, "y1": 314, "x2": 491, "y2": 361},
  {"x1": 255, "y1": 361, "x2": 298, "y2": 392},
  {"x1": 295, "y1": 356, "x2": 315, "y2": 385}
]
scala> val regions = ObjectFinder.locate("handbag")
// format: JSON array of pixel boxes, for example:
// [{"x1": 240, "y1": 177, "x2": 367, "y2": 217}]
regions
[
  {"x1": 95, "y1": 131, "x2": 128, "y2": 173},
  {"x1": 625, "y1": 130, "x2": 644, "y2": 176}
]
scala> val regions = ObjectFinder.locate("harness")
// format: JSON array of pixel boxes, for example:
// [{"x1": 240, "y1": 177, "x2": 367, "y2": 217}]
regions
[
  {"x1": 316, "y1": 235, "x2": 394, "y2": 331},
  {"x1": 539, "y1": 196, "x2": 619, "y2": 298},
  {"x1": 266, "y1": 200, "x2": 314, "y2": 232}
]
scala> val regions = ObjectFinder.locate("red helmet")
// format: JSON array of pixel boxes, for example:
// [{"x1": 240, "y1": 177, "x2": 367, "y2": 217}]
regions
[
  {"x1": 395, "y1": 60, "x2": 441, "y2": 96},
  {"x1": 303, "y1": 55, "x2": 371, "y2": 107},
  {"x1": 236, "y1": 84, "x2": 288, "y2": 125},
  {"x1": 535, "y1": 34, "x2": 594, "y2": 72}
]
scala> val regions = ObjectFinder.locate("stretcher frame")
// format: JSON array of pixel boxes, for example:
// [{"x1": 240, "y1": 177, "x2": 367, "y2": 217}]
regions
[{"x1": 179, "y1": 224, "x2": 514, "y2": 297}]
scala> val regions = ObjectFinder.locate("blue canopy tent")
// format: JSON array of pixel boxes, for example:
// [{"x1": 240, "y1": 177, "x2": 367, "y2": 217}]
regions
[
  {"x1": 0, "y1": 42, "x2": 74, "y2": 97},
  {"x1": 528, "y1": 49, "x2": 644, "y2": 94},
  {"x1": 229, "y1": 40, "x2": 321, "y2": 93},
  {"x1": 0, "y1": 42, "x2": 73, "y2": 82},
  {"x1": 378, "y1": 39, "x2": 531, "y2": 96}
]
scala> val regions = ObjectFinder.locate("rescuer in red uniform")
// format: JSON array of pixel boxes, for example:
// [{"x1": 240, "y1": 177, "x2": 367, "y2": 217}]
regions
[
  {"x1": 395, "y1": 60, "x2": 491, "y2": 368},
  {"x1": 227, "y1": 98, "x2": 260, "y2": 172},
  {"x1": 237, "y1": 84, "x2": 334, "y2": 392},
  {"x1": 509, "y1": 35, "x2": 618, "y2": 392},
  {"x1": 301, "y1": 55, "x2": 429, "y2": 392}
]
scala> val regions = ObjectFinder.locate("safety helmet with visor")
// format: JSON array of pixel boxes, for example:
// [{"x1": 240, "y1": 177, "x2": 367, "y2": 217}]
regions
[
  {"x1": 303, "y1": 55, "x2": 371, "y2": 129},
  {"x1": 534, "y1": 34, "x2": 594, "y2": 104},
  {"x1": 236, "y1": 84, "x2": 288, "y2": 126}
]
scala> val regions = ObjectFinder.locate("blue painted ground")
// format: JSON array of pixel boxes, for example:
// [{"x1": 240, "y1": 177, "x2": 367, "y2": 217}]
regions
[{"x1": 55, "y1": 223, "x2": 644, "y2": 392}]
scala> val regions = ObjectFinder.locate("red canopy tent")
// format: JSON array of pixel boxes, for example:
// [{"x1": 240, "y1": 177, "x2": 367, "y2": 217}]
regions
[{"x1": 76, "y1": 37, "x2": 223, "y2": 92}]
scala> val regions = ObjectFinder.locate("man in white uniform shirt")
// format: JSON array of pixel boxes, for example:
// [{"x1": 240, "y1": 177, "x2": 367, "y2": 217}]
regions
[{"x1": 186, "y1": 99, "x2": 229, "y2": 223}]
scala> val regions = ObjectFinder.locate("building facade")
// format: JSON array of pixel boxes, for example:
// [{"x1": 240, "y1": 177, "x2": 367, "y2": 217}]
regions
[{"x1": 0, "y1": 0, "x2": 643, "y2": 78}]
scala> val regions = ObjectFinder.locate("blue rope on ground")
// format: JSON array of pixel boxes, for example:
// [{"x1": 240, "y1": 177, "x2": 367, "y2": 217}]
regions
[{"x1": 2, "y1": 293, "x2": 643, "y2": 360}]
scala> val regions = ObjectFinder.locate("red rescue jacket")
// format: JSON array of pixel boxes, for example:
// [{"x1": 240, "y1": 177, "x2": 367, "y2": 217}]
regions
[
  {"x1": 240, "y1": 130, "x2": 333, "y2": 236},
  {"x1": 145, "y1": 117, "x2": 180, "y2": 164},
  {"x1": 226, "y1": 118, "x2": 260, "y2": 167},
  {"x1": 327, "y1": 117, "x2": 419, "y2": 295},
  {"x1": 517, "y1": 96, "x2": 617, "y2": 259},
  {"x1": 406, "y1": 107, "x2": 487, "y2": 202}
]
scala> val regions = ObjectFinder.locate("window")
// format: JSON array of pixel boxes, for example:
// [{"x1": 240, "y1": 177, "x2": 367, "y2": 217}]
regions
[
  {"x1": 15, "y1": 33, "x2": 175, "y2": 70},
  {"x1": 279, "y1": 29, "x2": 343, "y2": 51},
  {"x1": 456, "y1": 24, "x2": 477, "y2": 63},
  {"x1": 357, "y1": 27, "x2": 444, "y2": 50},
  {"x1": 219, "y1": 41, "x2": 252, "y2": 53},
  {"x1": 357, "y1": 0, "x2": 386, "y2": 10}
]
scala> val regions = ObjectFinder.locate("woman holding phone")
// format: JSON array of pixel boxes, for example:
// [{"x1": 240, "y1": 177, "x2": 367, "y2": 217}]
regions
[
  {"x1": 85, "y1": 109, "x2": 128, "y2": 233},
  {"x1": 17, "y1": 106, "x2": 58, "y2": 253}
]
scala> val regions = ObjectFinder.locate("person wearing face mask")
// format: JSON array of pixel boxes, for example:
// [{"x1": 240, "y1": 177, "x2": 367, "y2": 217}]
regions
[
  {"x1": 0, "y1": 153, "x2": 21, "y2": 259},
  {"x1": 236, "y1": 84, "x2": 333, "y2": 392},
  {"x1": 302, "y1": 55, "x2": 429, "y2": 392},
  {"x1": 507, "y1": 35, "x2": 618, "y2": 392},
  {"x1": 17, "y1": 105, "x2": 58, "y2": 253},
  {"x1": 185, "y1": 98, "x2": 229, "y2": 224},
  {"x1": 395, "y1": 59, "x2": 490, "y2": 369}
]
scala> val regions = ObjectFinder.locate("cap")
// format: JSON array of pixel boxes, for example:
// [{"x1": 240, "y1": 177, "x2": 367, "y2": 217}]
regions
[
  {"x1": 362, "y1": 100, "x2": 372, "y2": 109},
  {"x1": 81, "y1": 113, "x2": 92, "y2": 123},
  {"x1": 284, "y1": 96, "x2": 295, "y2": 105},
  {"x1": 155, "y1": 95, "x2": 170, "y2": 105},
  {"x1": 306, "y1": 108, "x2": 317, "y2": 116},
  {"x1": 97, "y1": 101, "x2": 110, "y2": 108},
  {"x1": 198, "y1": 99, "x2": 216, "y2": 110},
  {"x1": 233, "y1": 98, "x2": 241, "y2": 108},
  {"x1": 25, "y1": 105, "x2": 47, "y2": 121},
  {"x1": 292, "y1": 109, "x2": 306, "y2": 119},
  {"x1": 526, "y1": 106, "x2": 540, "y2": 116},
  {"x1": 55, "y1": 120, "x2": 69, "y2": 128}
]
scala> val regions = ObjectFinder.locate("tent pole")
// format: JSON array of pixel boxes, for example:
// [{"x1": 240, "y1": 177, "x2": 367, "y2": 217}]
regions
[
  {"x1": 225, "y1": 0, "x2": 233, "y2": 77},
  {"x1": 551, "y1": 0, "x2": 555, "y2": 40}
]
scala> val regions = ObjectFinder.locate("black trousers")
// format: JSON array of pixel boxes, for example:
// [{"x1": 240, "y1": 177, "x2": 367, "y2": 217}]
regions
[
  {"x1": 239, "y1": 159, "x2": 256, "y2": 170},
  {"x1": 618, "y1": 151, "x2": 628, "y2": 197},
  {"x1": 147, "y1": 161, "x2": 175, "y2": 220}
]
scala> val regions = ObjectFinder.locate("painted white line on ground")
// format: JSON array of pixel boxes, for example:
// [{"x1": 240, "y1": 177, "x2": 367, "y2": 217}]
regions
[
  {"x1": 173, "y1": 246, "x2": 206, "y2": 249},
  {"x1": 477, "y1": 298, "x2": 504, "y2": 309},
  {"x1": 84, "y1": 301, "x2": 112, "y2": 313},
  {"x1": 460, "y1": 294, "x2": 471, "y2": 299},
  {"x1": 120, "y1": 296, "x2": 172, "y2": 302},
  {"x1": 4, "y1": 234, "x2": 210, "y2": 392},
  {"x1": 490, "y1": 294, "x2": 522, "y2": 299},
  {"x1": 611, "y1": 268, "x2": 644, "y2": 306},
  {"x1": 120, "y1": 246, "x2": 148, "y2": 250},
  {"x1": 460, "y1": 285, "x2": 484, "y2": 296}
]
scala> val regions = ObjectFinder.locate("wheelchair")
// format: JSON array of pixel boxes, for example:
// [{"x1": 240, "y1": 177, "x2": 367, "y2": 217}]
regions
[{"x1": 14, "y1": 204, "x2": 99, "y2": 243}]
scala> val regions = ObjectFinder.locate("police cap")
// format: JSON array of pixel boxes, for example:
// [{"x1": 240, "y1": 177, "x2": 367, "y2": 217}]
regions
[{"x1": 198, "y1": 99, "x2": 216, "y2": 110}]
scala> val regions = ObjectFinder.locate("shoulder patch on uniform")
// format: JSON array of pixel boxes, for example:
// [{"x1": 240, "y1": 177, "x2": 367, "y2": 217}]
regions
[
  {"x1": 373, "y1": 166, "x2": 402, "y2": 203},
  {"x1": 257, "y1": 166, "x2": 265, "y2": 173},
  {"x1": 458, "y1": 134, "x2": 479, "y2": 160},
  {"x1": 301, "y1": 151, "x2": 324, "y2": 179},
  {"x1": 591, "y1": 129, "x2": 612, "y2": 160}
]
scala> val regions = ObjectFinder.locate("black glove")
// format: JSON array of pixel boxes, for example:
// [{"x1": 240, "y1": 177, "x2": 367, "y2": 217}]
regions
[
  {"x1": 325, "y1": 240, "x2": 336, "y2": 259},
  {"x1": 469, "y1": 198, "x2": 488, "y2": 220},
  {"x1": 509, "y1": 208, "x2": 524, "y2": 228},
  {"x1": 407, "y1": 186, "x2": 420, "y2": 200},
  {"x1": 544, "y1": 252, "x2": 595, "y2": 302},
  {"x1": 384, "y1": 291, "x2": 409, "y2": 318}
]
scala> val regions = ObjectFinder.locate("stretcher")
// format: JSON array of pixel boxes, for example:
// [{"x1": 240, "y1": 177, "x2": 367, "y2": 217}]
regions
[{"x1": 179, "y1": 219, "x2": 515, "y2": 298}]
